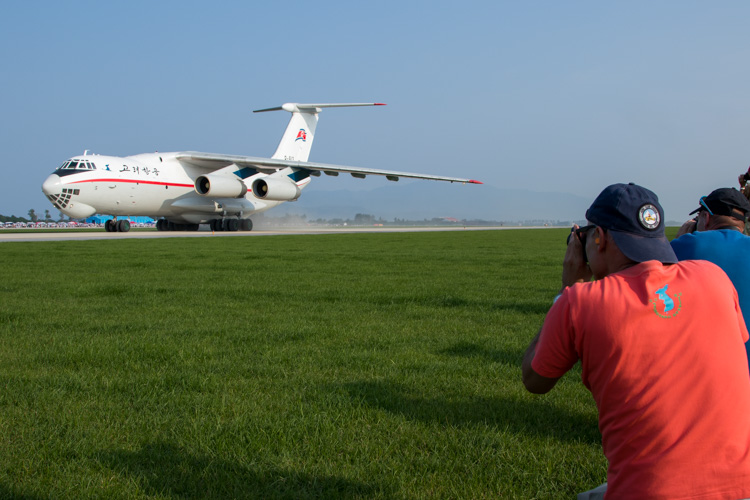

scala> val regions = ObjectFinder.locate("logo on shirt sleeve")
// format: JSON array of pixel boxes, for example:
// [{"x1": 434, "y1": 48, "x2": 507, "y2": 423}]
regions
[{"x1": 650, "y1": 284, "x2": 682, "y2": 318}]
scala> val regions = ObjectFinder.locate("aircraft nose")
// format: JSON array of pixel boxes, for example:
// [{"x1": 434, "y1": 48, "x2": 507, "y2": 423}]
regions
[{"x1": 42, "y1": 174, "x2": 62, "y2": 195}]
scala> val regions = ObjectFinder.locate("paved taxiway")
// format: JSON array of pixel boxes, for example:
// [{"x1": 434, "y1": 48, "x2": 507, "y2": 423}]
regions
[{"x1": 0, "y1": 226, "x2": 519, "y2": 243}]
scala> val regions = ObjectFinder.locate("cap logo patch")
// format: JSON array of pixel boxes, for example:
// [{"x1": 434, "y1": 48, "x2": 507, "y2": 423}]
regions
[{"x1": 639, "y1": 204, "x2": 660, "y2": 230}]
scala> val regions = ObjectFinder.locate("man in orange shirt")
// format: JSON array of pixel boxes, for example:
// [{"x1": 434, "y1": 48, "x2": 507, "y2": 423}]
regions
[{"x1": 522, "y1": 183, "x2": 750, "y2": 499}]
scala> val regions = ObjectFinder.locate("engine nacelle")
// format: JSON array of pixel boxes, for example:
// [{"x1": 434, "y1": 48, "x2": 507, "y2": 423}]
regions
[
  {"x1": 252, "y1": 177, "x2": 301, "y2": 201},
  {"x1": 195, "y1": 174, "x2": 248, "y2": 198}
]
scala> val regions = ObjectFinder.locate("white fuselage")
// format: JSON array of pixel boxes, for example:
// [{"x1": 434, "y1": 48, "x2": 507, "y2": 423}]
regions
[{"x1": 41, "y1": 152, "x2": 311, "y2": 224}]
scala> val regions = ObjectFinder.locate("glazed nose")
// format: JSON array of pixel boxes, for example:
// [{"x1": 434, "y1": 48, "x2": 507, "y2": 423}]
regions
[{"x1": 42, "y1": 174, "x2": 62, "y2": 195}]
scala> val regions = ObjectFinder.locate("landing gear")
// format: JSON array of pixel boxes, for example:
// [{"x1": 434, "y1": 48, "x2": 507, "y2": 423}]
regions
[
  {"x1": 156, "y1": 219, "x2": 200, "y2": 231},
  {"x1": 104, "y1": 218, "x2": 131, "y2": 232},
  {"x1": 209, "y1": 218, "x2": 252, "y2": 232}
]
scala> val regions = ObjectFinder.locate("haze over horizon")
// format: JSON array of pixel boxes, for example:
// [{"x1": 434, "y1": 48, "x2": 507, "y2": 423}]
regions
[{"x1": 2, "y1": 2, "x2": 749, "y2": 223}]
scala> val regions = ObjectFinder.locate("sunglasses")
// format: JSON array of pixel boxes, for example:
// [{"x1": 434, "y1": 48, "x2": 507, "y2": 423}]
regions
[{"x1": 699, "y1": 196, "x2": 714, "y2": 216}]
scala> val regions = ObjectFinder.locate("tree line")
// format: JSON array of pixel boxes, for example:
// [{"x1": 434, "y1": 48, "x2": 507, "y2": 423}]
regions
[{"x1": 0, "y1": 209, "x2": 71, "y2": 224}]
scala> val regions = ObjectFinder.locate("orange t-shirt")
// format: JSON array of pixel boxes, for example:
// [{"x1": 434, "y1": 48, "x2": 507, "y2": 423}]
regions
[{"x1": 533, "y1": 260, "x2": 750, "y2": 499}]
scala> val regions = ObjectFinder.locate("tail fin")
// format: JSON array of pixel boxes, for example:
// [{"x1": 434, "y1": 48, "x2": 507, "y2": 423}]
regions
[{"x1": 254, "y1": 103, "x2": 385, "y2": 162}]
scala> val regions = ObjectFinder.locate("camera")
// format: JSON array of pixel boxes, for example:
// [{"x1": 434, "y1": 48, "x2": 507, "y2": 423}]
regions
[{"x1": 566, "y1": 225, "x2": 595, "y2": 263}]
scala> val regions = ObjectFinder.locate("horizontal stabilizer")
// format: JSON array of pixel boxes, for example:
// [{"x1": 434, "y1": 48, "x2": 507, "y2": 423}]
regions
[{"x1": 254, "y1": 103, "x2": 386, "y2": 113}]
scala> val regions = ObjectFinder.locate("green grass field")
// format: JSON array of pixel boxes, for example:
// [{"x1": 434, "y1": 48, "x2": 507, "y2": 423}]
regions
[{"x1": 0, "y1": 228, "x2": 677, "y2": 499}]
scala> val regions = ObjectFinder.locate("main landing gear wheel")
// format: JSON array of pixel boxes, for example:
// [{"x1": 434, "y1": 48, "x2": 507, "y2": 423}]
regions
[
  {"x1": 156, "y1": 219, "x2": 199, "y2": 231},
  {"x1": 210, "y1": 219, "x2": 248, "y2": 232}
]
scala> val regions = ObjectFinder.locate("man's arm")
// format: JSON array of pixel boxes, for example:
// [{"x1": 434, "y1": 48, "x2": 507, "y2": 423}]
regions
[
  {"x1": 675, "y1": 219, "x2": 698, "y2": 238},
  {"x1": 522, "y1": 226, "x2": 587, "y2": 394},
  {"x1": 522, "y1": 328, "x2": 561, "y2": 394}
]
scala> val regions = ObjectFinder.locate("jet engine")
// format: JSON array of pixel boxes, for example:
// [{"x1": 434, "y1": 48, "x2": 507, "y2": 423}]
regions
[
  {"x1": 252, "y1": 177, "x2": 301, "y2": 201},
  {"x1": 195, "y1": 174, "x2": 248, "y2": 198}
]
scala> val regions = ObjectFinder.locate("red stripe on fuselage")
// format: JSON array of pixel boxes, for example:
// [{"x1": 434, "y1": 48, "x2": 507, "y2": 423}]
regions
[{"x1": 68, "y1": 178, "x2": 195, "y2": 188}]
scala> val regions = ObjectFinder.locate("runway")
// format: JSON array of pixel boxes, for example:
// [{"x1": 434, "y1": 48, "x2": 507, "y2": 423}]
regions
[{"x1": 0, "y1": 226, "x2": 516, "y2": 243}]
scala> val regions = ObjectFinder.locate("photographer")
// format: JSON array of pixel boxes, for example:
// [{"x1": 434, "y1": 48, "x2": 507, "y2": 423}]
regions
[
  {"x1": 739, "y1": 167, "x2": 750, "y2": 234},
  {"x1": 738, "y1": 166, "x2": 750, "y2": 195},
  {"x1": 522, "y1": 183, "x2": 750, "y2": 499},
  {"x1": 671, "y1": 187, "x2": 750, "y2": 367}
]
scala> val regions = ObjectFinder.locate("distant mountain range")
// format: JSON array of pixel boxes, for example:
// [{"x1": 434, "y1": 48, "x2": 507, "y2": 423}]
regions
[{"x1": 269, "y1": 182, "x2": 592, "y2": 223}]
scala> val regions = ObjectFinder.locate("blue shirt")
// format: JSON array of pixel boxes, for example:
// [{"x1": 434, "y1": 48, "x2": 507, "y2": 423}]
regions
[{"x1": 671, "y1": 229, "x2": 750, "y2": 367}]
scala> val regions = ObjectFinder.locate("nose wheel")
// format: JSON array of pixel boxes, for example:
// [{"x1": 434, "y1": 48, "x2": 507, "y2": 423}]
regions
[{"x1": 104, "y1": 219, "x2": 130, "y2": 232}]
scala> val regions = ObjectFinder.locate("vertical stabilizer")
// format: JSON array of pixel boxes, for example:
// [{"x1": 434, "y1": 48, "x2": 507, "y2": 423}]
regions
[{"x1": 253, "y1": 103, "x2": 385, "y2": 162}]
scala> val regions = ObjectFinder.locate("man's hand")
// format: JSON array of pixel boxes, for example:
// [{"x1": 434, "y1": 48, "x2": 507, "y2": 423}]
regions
[
  {"x1": 562, "y1": 224, "x2": 593, "y2": 289},
  {"x1": 675, "y1": 218, "x2": 698, "y2": 238}
]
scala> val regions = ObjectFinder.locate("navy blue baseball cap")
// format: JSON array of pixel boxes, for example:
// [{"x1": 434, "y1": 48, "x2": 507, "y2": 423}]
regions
[
  {"x1": 585, "y1": 183, "x2": 677, "y2": 264},
  {"x1": 689, "y1": 187, "x2": 750, "y2": 221}
]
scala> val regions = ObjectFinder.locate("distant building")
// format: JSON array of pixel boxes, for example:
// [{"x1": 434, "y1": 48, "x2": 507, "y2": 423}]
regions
[{"x1": 85, "y1": 215, "x2": 155, "y2": 224}]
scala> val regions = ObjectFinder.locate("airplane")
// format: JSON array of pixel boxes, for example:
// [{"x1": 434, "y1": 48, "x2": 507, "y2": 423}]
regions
[{"x1": 41, "y1": 103, "x2": 482, "y2": 232}]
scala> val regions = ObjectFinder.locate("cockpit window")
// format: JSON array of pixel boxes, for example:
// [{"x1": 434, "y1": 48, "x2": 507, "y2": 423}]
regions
[{"x1": 56, "y1": 159, "x2": 97, "y2": 171}]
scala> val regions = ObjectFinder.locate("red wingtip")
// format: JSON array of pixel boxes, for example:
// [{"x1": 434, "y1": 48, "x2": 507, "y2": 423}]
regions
[
  {"x1": 374, "y1": 103, "x2": 387, "y2": 106},
  {"x1": 469, "y1": 180, "x2": 483, "y2": 184}
]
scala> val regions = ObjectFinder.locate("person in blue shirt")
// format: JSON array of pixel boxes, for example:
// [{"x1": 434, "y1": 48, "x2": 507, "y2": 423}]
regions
[{"x1": 671, "y1": 187, "x2": 750, "y2": 365}]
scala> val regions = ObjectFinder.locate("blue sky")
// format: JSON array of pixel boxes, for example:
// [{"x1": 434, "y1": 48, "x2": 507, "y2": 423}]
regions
[{"x1": 2, "y1": 1, "x2": 750, "y2": 221}]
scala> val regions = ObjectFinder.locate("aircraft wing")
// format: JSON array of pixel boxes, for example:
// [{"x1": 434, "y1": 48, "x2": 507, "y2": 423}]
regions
[{"x1": 175, "y1": 152, "x2": 482, "y2": 184}]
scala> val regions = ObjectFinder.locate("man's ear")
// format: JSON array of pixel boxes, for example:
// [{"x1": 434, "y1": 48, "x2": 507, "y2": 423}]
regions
[{"x1": 594, "y1": 227, "x2": 607, "y2": 249}]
